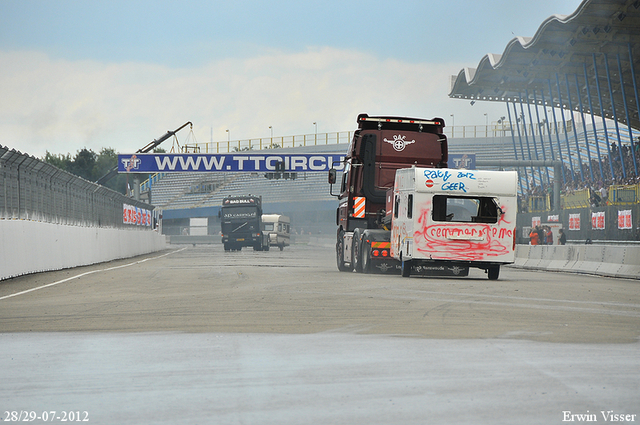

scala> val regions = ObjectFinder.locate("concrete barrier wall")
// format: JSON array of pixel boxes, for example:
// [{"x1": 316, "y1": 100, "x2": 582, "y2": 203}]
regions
[
  {"x1": 513, "y1": 244, "x2": 640, "y2": 280},
  {"x1": 3, "y1": 221, "x2": 635, "y2": 281},
  {"x1": 308, "y1": 238, "x2": 640, "y2": 279},
  {"x1": 0, "y1": 220, "x2": 167, "y2": 281}
]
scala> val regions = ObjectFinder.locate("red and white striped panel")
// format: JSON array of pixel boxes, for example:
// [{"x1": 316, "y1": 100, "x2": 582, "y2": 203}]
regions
[{"x1": 353, "y1": 196, "x2": 366, "y2": 218}]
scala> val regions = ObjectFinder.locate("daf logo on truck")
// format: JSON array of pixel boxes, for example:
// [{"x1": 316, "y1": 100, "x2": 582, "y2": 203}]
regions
[{"x1": 384, "y1": 135, "x2": 416, "y2": 152}]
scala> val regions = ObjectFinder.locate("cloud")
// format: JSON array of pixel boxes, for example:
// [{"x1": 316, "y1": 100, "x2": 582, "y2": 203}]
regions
[{"x1": 0, "y1": 48, "x2": 505, "y2": 158}]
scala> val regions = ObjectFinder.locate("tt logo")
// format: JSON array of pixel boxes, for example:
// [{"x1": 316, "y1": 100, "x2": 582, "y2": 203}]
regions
[
  {"x1": 452, "y1": 155, "x2": 473, "y2": 169},
  {"x1": 121, "y1": 155, "x2": 141, "y2": 171}
]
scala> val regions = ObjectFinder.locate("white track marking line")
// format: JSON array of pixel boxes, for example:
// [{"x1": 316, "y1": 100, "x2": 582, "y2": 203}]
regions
[{"x1": 0, "y1": 247, "x2": 187, "y2": 301}]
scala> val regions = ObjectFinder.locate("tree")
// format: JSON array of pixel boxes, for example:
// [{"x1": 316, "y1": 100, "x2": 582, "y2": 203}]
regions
[
  {"x1": 43, "y1": 151, "x2": 72, "y2": 171},
  {"x1": 43, "y1": 146, "x2": 161, "y2": 195},
  {"x1": 43, "y1": 147, "x2": 127, "y2": 193},
  {"x1": 93, "y1": 148, "x2": 128, "y2": 193},
  {"x1": 94, "y1": 147, "x2": 118, "y2": 180},
  {"x1": 70, "y1": 148, "x2": 97, "y2": 181}
]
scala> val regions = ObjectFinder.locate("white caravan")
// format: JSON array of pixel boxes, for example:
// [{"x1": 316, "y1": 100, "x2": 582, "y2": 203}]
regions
[
  {"x1": 390, "y1": 167, "x2": 518, "y2": 279},
  {"x1": 262, "y1": 214, "x2": 291, "y2": 251}
]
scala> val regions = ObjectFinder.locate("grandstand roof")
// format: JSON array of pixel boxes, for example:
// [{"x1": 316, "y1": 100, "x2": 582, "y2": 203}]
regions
[{"x1": 449, "y1": 0, "x2": 640, "y2": 130}]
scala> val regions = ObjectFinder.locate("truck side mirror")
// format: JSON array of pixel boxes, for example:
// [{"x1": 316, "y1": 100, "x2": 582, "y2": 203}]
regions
[{"x1": 328, "y1": 168, "x2": 337, "y2": 185}]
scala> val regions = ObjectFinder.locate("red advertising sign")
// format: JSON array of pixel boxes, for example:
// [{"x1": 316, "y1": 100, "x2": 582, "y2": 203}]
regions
[
  {"x1": 532, "y1": 217, "x2": 541, "y2": 228},
  {"x1": 123, "y1": 204, "x2": 152, "y2": 226},
  {"x1": 591, "y1": 211, "x2": 605, "y2": 230},
  {"x1": 618, "y1": 210, "x2": 632, "y2": 230},
  {"x1": 569, "y1": 213, "x2": 580, "y2": 231}
]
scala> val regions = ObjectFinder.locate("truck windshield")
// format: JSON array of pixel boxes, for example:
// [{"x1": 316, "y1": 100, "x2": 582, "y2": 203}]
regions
[{"x1": 432, "y1": 195, "x2": 498, "y2": 224}]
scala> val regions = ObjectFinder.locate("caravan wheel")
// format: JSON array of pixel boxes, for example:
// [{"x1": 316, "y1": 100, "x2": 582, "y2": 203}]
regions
[
  {"x1": 401, "y1": 256, "x2": 412, "y2": 278},
  {"x1": 487, "y1": 266, "x2": 500, "y2": 280}
]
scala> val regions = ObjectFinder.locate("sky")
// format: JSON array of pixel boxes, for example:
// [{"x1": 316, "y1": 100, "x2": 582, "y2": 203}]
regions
[{"x1": 0, "y1": 0, "x2": 584, "y2": 158}]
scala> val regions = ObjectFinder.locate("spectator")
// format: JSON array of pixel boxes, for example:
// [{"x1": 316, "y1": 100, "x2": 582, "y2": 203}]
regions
[
  {"x1": 599, "y1": 185, "x2": 607, "y2": 205},
  {"x1": 537, "y1": 225, "x2": 545, "y2": 245},
  {"x1": 545, "y1": 226, "x2": 553, "y2": 245},
  {"x1": 558, "y1": 228, "x2": 566, "y2": 245},
  {"x1": 529, "y1": 226, "x2": 540, "y2": 245},
  {"x1": 590, "y1": 189, "x2": 601, "y2": 207}
]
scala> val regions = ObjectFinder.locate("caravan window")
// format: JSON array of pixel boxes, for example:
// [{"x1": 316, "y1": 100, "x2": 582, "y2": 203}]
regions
[
  {"x1": 394, "y1": 195, "x2": 400, "y2": 218},
  {"x1": 432, "y1": 195, "x2": 499, "y2": 224}
]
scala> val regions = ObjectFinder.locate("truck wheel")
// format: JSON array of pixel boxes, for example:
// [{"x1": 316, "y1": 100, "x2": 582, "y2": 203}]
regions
[
  {"x1": 279, "y1": 244, "x2": 284, "y2": 251},
  {"x1": 352, "y1": 229, "x2": 363, "y2": 273},
  {"x1": 336, "y1": 230, "x2": 352, "y2": 272},
  {"x1": 362, "y1": 240, "x2": 372, "y2": 274},
  {"x1": 401, "y1": 257, "x2": 412, "y2": 278},
  {"x1": 487, "y1": 266, "x2": 500, "y2": 280}
]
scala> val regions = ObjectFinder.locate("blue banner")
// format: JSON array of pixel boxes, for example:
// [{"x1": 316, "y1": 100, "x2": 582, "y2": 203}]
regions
[{"x1": 118, "y1": 153, "x2": 345, "y2": 173}]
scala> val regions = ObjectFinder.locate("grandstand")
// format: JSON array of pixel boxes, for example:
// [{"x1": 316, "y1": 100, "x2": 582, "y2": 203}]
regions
[
  {"x1": 150, "y1": 112, "x2": 636, "y2": 226},
  {"x1": 151, "y1": 170, "x2": 333, "y2": 210},
  {"x1": 149, "y1": 133, "x2": 526, "y2": 235},
  {"x1": 151, "y1": 144, "x2": 344, "y2": 236},
  {"x1": 445, "y1": 0, "x2": 640, "y2": 242},
  {"x1": 150, "y1": 134, "x2": 520, "y2": 209},
  {"x1": 146, "y1": 118, "x2": 638, "y2": 243},
  {"x1": 147, "y1": 130, "x2": 543, "y2": 239}
]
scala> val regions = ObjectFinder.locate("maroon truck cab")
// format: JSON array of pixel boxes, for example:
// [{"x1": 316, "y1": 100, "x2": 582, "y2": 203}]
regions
[
  {"x1": 336, "y1": 114, "x2": 447, "y2": 232},
  {"x1": 330, "y1": 113, "x2": 448, "y2": 272}
]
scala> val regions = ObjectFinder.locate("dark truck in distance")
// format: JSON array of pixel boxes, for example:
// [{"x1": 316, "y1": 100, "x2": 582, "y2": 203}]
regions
[
  {"x1": 329, "y1": 113, "x2": 448, "y2": 273},
  {"x1": 220, "y1": 195, "x2": 270, "y2": 251}
]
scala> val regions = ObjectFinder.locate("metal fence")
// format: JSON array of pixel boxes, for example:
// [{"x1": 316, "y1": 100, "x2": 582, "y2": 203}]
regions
[
  {"x1": 1, "y1": 145, "x2": 154, "y2": 228},
  {"x1": 610, "y1": 184, "x2": 639, "y2": 205},
  {"x1": 181, "y1": 131, "x2": 354, "y2": 154},
  {"x1": 180, "y1": 120, "x2": 576, "y2": 155}
]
